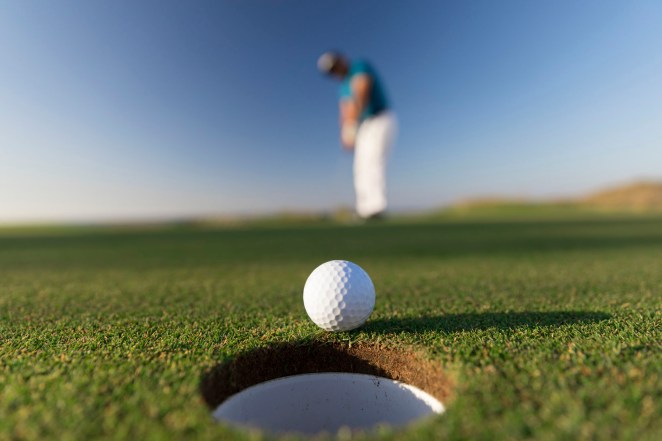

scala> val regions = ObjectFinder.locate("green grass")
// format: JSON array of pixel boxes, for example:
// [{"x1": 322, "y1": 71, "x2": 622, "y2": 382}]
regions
[{"x1": 1, "y1": 218, "x2": 660, "y2": 440}]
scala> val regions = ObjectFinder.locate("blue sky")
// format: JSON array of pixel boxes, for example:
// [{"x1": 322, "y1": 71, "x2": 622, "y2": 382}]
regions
[{"x1": 1, "y1": 1, "x2": 661, "y2": 223}]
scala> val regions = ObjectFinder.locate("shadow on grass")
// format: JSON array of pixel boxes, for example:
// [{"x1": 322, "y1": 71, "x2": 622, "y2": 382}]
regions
[{"x1": 363, "y1": 311, "x2": 611, "y2": 334}]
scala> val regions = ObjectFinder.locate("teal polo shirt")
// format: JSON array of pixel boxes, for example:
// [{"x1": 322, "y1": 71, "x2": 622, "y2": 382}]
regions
[{"x1": 339, "y1": 60, "x2": 390, "y2": 121}]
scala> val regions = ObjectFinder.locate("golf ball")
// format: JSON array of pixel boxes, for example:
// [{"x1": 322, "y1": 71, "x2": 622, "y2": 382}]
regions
[{"x1": 303, "y1": 260, "x2": 375, "y2": 331}]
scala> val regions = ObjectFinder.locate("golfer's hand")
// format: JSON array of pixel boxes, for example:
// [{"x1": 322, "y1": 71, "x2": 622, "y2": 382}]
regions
[
  {"x1": 341, "y1": 123, "x2": 357, "y2": 150},
  {"x1": 341, "y1": 138, "x2": 355, "y2": 151}
]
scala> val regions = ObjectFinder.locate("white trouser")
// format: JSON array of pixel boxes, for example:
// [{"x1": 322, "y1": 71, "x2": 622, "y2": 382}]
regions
[{"x1": 353, "y1": 111, "x2": 397, "y2": 218}]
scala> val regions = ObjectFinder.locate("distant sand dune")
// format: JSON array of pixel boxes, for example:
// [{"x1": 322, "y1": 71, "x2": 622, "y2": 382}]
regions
[
  {"x1": 451, "y1": 180, "x2": 662, "y2": 212},
  {"x1": 581, "y1": 181, "x2": 662, "y2": 210}
]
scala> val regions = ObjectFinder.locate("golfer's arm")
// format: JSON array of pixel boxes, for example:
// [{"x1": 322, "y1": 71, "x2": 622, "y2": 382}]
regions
[
  {"x1": 339, "y1": 74, "x2": 371, "y2": 127},
  {"x1": 350, "y1": 74, "x2": 372, "y2": 118},
  {"x1": 339, "y1": 98, "x2": 358, "y2": 127}
]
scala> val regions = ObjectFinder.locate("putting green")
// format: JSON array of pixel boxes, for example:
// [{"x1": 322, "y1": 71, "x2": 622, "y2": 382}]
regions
[{"x1": 1, "y1": 218, "x2": 660, "y2": 440}]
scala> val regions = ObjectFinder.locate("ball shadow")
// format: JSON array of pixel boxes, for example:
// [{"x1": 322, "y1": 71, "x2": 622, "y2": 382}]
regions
[{"x1": 363, "y1": 311, "x2": 611, "y2": 334}]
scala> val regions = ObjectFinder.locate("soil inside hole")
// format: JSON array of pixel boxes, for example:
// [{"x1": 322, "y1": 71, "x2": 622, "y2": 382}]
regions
[{"x1": 200, "y1": 340, "x2": 452, "y2": 409}]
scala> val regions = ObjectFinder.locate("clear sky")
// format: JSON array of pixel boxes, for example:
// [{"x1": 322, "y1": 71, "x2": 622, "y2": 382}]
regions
[{"x1": 1, "y1": 0, "x2": 661, "y2": 223}]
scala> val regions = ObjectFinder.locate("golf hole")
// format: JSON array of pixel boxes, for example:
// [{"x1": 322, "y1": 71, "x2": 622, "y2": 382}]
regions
[{"x1": 200, "y1": 341, "x2": 452, "y2": 435}]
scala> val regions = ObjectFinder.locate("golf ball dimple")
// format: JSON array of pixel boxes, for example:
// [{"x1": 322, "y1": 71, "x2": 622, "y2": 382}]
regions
[{"x1": 303, "y1": 260, "x2": 375, "y2": 331}]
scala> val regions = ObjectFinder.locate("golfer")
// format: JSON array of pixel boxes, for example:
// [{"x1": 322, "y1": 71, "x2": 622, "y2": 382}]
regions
[{"x1": 317, "y1": 51, "x2": 397, "y2": 220}]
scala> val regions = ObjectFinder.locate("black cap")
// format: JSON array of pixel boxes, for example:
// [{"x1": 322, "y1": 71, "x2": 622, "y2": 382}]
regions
[{"x1": 317, "y1": 51, "x2": 343, "y2": 74}]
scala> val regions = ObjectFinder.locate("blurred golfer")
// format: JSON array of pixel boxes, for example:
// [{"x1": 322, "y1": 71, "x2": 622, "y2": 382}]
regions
[{"x1": 318, "y1": 51, "x2": 397, "y2": 220}]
